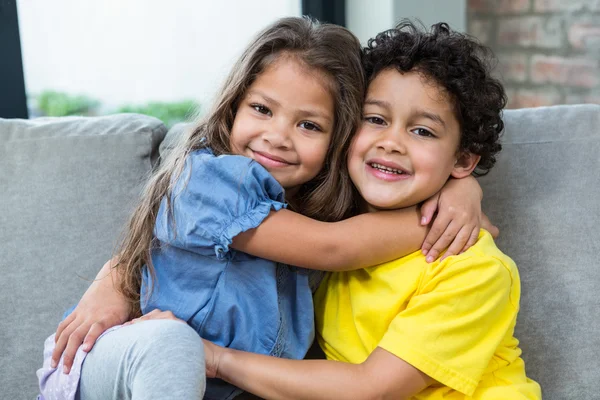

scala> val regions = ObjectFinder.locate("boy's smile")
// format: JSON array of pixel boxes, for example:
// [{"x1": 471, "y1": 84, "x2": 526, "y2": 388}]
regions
[{"x1": 348, "y1": 69, "x2": 477, "y2": 212}]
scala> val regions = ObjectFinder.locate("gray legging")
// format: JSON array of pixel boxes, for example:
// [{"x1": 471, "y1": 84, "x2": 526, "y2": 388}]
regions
[{"x1": 77, "y1": 319, "x2": 206, "y2": 400}]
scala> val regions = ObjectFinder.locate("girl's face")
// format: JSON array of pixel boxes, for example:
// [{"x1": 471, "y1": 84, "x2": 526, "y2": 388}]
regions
[
  {"x1": 230, "y1": 57, "x2": 335, "y2": 194},
  {"x1": 348, "y1": 69, "x2": 475, "y2": 212}
]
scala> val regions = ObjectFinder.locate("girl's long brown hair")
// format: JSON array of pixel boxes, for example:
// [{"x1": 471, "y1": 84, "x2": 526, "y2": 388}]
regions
[{"x1": 115, "y1": 16, "x2": 365, "y2": 314}]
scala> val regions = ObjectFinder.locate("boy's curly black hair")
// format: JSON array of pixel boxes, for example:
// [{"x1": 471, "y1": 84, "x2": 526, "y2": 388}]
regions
[{"x1": 363, "y1": 20, "x2": 507, "y2": 175}]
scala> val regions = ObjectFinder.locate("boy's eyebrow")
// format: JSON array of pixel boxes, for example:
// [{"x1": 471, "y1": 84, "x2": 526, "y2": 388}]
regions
[
  {"x1": 364, "y1": 99, "x2": 392, "y2": 111},
  {"x1": 365, "y1": 99, "x2": 446, "y2": 128},
  {"x1": 415, "y1": 110, "x2": 446, "y2": 129},
  {"x1": 248, "y1": 90, "x2": 332, "y2": 123}
]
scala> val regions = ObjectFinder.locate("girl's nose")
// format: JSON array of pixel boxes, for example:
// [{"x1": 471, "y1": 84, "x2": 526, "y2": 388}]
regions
[{"x1": 263, "y1": 121, "x2": 292, "y2": 149}]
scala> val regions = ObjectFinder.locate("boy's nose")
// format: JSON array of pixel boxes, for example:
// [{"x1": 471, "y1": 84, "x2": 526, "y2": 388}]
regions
[{"x1": 377, "y1": 128, "x2": 407, "y2": 154}]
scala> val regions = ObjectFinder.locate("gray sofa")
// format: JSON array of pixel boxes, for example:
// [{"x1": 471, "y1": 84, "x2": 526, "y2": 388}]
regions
[{"x1": 1, "y1": 105, "x2": 598, "y2": 399}]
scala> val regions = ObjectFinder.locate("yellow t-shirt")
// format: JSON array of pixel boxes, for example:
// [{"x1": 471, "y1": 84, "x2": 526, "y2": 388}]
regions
[{"x1": 314, "y1": 230, "x2": 541, "y2": 399}]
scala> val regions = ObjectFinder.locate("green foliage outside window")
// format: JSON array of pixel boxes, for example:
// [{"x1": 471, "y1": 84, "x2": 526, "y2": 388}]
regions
[
  {"x1": 36, "y1": 91, "x2": 99, "y2": 117},
  {"x1": 34, "y1": 91, "x2": 198, "y2": 127},
  {"x1": 118, "y1": 100, "x2": 198, "y2": 128}
]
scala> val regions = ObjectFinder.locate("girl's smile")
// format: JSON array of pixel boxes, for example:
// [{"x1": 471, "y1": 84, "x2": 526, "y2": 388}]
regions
[
  {"x1": 229, "y1": 55, "x2": 335, "y2": 192},
  {"x1": 250, "y1": 149, "x2": 297, "y2": 168}
]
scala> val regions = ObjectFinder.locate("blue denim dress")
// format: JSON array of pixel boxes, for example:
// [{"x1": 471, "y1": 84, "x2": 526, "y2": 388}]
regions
[{"x1": 141, "y1": 148, "x2": 316, "y2": 399}]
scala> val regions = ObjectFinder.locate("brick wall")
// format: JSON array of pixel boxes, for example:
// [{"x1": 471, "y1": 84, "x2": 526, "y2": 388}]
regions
[{"x1": 468, "y1": 0, "x2": 600, "y2": 108}]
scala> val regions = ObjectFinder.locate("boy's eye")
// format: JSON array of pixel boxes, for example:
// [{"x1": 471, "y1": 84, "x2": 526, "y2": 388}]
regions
[
  {"x1": 411, "y1": 127, "x2": 435, "y2": 138},
  {"x1": 365, "y1": 116, "x2": 386, "y2": 125},
  {"x1": 251, "y1": 104, "x2": 271, "y2": 116},
  {"x1": 299, "y1": 121, "x2": 322, "y2": 132}
]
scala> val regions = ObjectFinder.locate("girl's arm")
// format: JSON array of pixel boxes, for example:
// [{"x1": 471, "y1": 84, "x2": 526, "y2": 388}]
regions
[
  {"x1": 206, "y1": 341, "x2": 433, "y2": 400},
  {"x1": 232, "y1": 175, "x2": 485, "y2": 271},
  {"x1": 51, "y1": 256, "x2": 131, "y2": 374}
]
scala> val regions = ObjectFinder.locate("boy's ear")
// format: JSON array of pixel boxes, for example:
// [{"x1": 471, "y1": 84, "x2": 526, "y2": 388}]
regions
[{"x1": 451, "y1": 151, "x2": 481, "y2": 179}]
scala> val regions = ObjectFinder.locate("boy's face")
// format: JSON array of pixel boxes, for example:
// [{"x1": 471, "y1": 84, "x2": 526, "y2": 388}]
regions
[{"x1": 348, "y1": 69, "x2": 477, "y2": 211}]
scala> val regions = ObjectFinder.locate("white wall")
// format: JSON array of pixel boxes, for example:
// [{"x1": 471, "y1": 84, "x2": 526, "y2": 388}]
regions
[
  {"x1": 347, "y1": 0, "x2": 466, "y2": 45},
  {"x1": 393, "y1": 0, "x2": 466, "y2": 32},
  {"x1": 17, "y1": 0, "x2": 301, "y2": 110},
  {"x1": 346, "y1": 0, "x2": 395, "y2": 45}
]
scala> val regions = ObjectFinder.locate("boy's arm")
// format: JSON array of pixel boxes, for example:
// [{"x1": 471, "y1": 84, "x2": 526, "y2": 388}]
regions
[{"x1": 207, "y1": 342, "x2": 432, "y2": 400}]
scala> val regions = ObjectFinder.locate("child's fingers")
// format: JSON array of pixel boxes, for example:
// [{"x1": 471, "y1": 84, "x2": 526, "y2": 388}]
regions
[
  {"x1": 51, "y1": 317, "x2": 80, "y2": 368},
  {"x1": 488, "y1": 224, "x2": 500, "y2": 238},
  {"x1": 440, "y1": 226, "x2": 472, "y2": 261},
  {"x1": 480, "y1": 213, "x2": 500, "y2": 238},
  {"x1": 54, "y1": 313, "x2": 76, "y2": 344},
  {"x1": 425, "y1": 220, "x2": 460, "y2": 262},
  {"x1": 82, "y1": 321, "x2": 108, "y2": 352},
  {"x1": 419, "y1": 195, "x2": 439, "y2": 226},
  {"x1": 458, "y1": 227, "x2": 481, "y2": 255},
  {"x1": 421, "y1": 214, "x2": 451, "y2": 255},
  {"x1": 61, "y1": 325, "x2": 90, "y2": 374},
  {"x1": 466, "y1": 228, "x2": 480, "y2": 249}
]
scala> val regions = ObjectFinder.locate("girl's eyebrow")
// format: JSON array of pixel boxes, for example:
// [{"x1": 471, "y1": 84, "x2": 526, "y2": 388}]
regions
[
  {"x1": 247, "y1": 91, "x2": 281, "y2": 107},
  {"x1": 248, "y1": 90, "x2": 332, "y2": 123},
  {"x1": 296, "y1": 109, "x2": 332, "y2": 124}
]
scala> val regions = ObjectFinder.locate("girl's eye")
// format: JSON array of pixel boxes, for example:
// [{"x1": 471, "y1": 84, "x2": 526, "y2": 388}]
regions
[
  {"x1": 365, "y1": 116, "x2": 386, "y2": 125},
  {"x1": 412, "y1": 127, "x2": 435, "y2": 138},
  {"x1": 299, "y1": 121, "x2": 322, "y2": 132},
  {"x1": 251, "y1": 104, "x2": 271, "y2": 116}
]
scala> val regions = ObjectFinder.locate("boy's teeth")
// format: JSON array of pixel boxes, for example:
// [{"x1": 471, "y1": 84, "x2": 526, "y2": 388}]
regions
[{"x1": 371, "y1": 163, "x2": 404, "y2": 174}]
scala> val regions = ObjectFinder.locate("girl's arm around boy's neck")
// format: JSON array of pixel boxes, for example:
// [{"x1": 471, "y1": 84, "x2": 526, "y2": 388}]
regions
[
  {"x1": 232, "y1": 175, "x2": 487, "y2": 271},
  {"x1": 231, "y1": 206, "x2": 427, "y2": 272}
]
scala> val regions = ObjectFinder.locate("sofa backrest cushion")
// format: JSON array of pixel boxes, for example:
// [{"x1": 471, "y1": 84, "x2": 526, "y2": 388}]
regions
[
  {"x1": 0, "y1": 114, "x2": 167, "y2": 398},
  {"x1": 479, "y1": 104, "x2": 600, "y2": 400}
]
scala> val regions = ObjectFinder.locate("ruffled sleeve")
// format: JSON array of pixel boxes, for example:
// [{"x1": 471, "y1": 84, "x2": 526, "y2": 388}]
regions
[{"x1": 154, "y1": 149, "x2": 286, "y2": 259}]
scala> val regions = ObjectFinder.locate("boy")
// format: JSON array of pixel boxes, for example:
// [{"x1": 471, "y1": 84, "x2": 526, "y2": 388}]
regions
[{"x1": 147, "y1": 21, "x2": 543, "y2": 398}]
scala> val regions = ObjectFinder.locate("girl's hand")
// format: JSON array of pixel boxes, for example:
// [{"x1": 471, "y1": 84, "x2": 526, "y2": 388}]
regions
[
  {"x1": 52, "y1": 260, "x2": 131, "y2": 374},
  {"x1": 420, "y1": 176, "x2": 495, "y2": 262}
]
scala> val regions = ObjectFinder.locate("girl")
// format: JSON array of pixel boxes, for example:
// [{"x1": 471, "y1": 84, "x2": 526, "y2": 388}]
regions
[
  {"x1": 183, "y1": 21, "x2": 542, "y2": 399},
  {"x1": 39, "y1": 17, "x2": 489, "y2": 400}
]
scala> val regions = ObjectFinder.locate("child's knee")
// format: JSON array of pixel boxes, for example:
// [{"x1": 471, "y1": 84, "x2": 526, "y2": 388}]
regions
[{"x1": 134, "y1": 319, "x2": 205, "y2": 361}]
